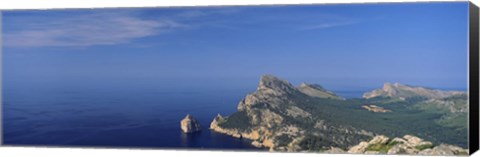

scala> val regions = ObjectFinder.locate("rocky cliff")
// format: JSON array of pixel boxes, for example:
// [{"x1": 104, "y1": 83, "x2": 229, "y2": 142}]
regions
[{"x1": 211, "y1": 75, "x2": 373, "y2": 151}]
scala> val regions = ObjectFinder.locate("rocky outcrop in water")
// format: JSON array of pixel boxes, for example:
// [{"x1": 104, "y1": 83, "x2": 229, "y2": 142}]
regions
[{"x1": 181, "y1": 114, "x2": 201, "y2": 133}]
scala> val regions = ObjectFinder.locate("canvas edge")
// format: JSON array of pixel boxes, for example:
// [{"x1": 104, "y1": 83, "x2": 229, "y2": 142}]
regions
[
  {"x1": 0, "y1": 2, "x2": 476, "y2": 156},
  {"x1": 469, "y1": 1, "x2": 480, "y2": 155},
  {"x1": 0, "y1": 1, "x2": 469, "y2": 12}
]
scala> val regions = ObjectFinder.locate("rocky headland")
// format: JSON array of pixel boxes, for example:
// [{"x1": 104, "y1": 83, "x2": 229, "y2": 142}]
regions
[
  {"x1": 208, "y1": 75, "x2": 468, "y2": 154},
  {"x1": 210, "y1": 75, "x2": 374, "y2": 151}
]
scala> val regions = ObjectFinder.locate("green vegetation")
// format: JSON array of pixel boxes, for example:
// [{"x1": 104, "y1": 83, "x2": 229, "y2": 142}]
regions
[
  {"x1": 410, "y1": 94, "x2": 468, "y2": 131},
  {"x1": 436, "y1": 113, "x2": 467, "y2": 129},
  {"x1": 366, "y1": 140, "x2": 399, "y2": 153},
  {"x1": 295, "y1": 94, "x2": 467, "y2": 147},
  {"x1": 218, "y1": 111, "x2": 252, "y2": 131},
  {"x1": 274, "y1": 134, "x2": 292, "y2": 147}
]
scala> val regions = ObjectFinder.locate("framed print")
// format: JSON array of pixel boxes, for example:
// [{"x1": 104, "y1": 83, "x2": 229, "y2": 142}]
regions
[{"x1": 1, "y1": 1, "x2": 479, "y2": 156}]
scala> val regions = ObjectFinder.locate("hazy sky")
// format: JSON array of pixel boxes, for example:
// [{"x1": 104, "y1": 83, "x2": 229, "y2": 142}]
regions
[{"x1": 2, "y1": 2, "x2": 469, "y2": 91}]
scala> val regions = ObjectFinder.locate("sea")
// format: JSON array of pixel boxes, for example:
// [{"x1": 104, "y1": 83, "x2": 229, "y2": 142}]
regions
[{"x1": 1, "y1": 78, "x2": 368, "y2": 150}]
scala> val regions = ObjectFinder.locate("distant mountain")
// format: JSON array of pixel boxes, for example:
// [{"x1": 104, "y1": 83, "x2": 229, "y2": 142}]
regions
[
  {"x1": 363, "y1": 83, "x2": 465, "y2": 99},
  {"x1": 209, "y1": 75, "x2": 468, "y2": 153},
  {"x1": 364, "y1": 82, "x2": 468, "y2": 129}
]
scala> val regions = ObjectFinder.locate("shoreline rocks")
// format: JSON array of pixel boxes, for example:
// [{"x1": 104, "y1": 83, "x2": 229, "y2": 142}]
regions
[{"x1": 210, "y1": 114, "x2": 277, "y2": 150}]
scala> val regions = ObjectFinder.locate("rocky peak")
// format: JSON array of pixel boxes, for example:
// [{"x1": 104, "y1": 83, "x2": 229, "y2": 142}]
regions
[
  {"x1": 237, "y1": 75, "x2": 299, "y2": 111},
  {"x1": 382, "y1": 82, "x2": 401, "y2": 92},
  {"x1": 383, "y1": 82, "x2": 402, "y2": 88},
  {"x1": 257, "y1": 75, "x2": 296, "y2": 94}
]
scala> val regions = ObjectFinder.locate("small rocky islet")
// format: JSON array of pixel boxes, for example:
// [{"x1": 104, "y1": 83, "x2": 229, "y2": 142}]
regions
[
  {"x1": 180, "y1": 114, "x2": 201, "y2": 133},
  {"x1": 181, "y1": 74, "x2": 469, "y2": 155}
]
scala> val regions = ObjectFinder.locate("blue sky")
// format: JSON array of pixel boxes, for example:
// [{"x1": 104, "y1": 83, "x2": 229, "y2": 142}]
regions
[{"x1": 2, "y1": 2, "x2": 469, "y2": 91}]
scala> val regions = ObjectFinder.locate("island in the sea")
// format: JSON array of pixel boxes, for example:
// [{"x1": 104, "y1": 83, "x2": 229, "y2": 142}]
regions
[
  {"x1": 181, "y1": 114, "x2": 202, "y2": 133},
  {"x1": 194, "y1": 74, "x2": 469, "y2": 155}
]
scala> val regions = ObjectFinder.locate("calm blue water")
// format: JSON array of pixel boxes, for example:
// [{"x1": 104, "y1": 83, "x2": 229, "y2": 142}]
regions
[
  {"x1": 3, "y1": 79, "x2": 266, "y2": 150},
  {"x1": 2, "y1": 79, "x2": 367, "y2": 149}
]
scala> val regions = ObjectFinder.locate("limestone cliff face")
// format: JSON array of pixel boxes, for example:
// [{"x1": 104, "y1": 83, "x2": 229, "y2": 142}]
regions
[
  {"x1": 212, "y1": 75, "x2": 299, "y2": 150},
  {"x1": 210, "y1": 114, "x2": 268, "y2": 147},
  {"x1": 181, "y1": 114, "x2": 201, "y2": 133}
]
